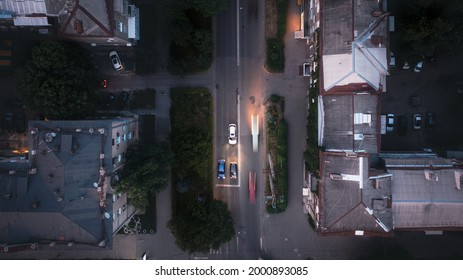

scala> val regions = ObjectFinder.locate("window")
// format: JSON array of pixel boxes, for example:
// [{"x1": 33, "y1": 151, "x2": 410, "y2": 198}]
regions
[
  {"x1": 123, "y1": 134, "x2": 126, "y2": 141},
  {"x1": 116, "y1": 136, "x2": 121, "y2": 144},
  {"x1": 112, "y1": 138, "x2": 115, "y2": 146},
  {"x1": 117, "y1": 154, "x2": 122, "y2": 162},
  {"x1": 128, "y1": 132, "x2": 132, "y2": 139}
]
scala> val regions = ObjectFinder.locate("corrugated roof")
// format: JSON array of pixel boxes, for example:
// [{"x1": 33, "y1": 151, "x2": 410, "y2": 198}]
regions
[
  {"x1": 321, "y1": 94, "x2": 379, "y2": 153},
  {"x1": 13, "y1": 16, "x2": 49, "y2": 26},
  {"x1": 0, "y1": 0, "x2": 47, "y2": 15},
  {"x1": 390, "y1": 168, "x2": 463, "y2": 229}
]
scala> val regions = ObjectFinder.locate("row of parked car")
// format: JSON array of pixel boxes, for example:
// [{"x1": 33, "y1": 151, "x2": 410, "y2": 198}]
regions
[
  {"x1": 217, "y1": 124, "x2": 238, "y2": 180},
  {"x1": 390, "y1": 52, "x2": 424, "y2": 72},
  {"x1": 387, "y1": 112, "x2": 435, "y2": 135},
  {"x1": 217, "y1": 160, "x2": 238, "y2": 180}
]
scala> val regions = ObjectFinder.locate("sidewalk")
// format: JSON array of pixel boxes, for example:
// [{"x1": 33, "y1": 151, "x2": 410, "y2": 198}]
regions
[{"x1": 260, "y1": 0, "x2": 313, "y2": 259}]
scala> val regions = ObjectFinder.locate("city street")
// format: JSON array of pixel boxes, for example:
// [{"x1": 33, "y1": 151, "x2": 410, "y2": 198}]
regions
[{"x1": 3, "y1": 0, "x2": 463, "y2": 261}]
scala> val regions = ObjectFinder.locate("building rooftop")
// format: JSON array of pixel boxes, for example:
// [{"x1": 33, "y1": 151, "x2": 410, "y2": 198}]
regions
[
  {"x1": 319, "y1": 152, "x2": 392, "y2": 235},
  {"x1": 321, "y1": 94, "x2": 380, "y2": 153},
  {"x1": 389, "y1": 168, "x2": 463, "y2": 230},
  {"x1": 59, "y1": 0, "x2": 111, "y2": 37},
  {"x1": 0, "y1": 119, "x2": 137, "y2": 247},
  {"x1": 321, "y1": 0, "x2": 389, "y2": 92}
]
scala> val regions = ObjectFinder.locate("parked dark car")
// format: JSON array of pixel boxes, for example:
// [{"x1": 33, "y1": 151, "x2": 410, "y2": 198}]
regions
[
  {"x1": 230, "y1": 162, "x2": 237, "y2": 179},
  {"x1": 426, "y1": 112, "x2": 435, "y2": 128},
  {"x1": 397, "y1": 115, "x2": 407, "y2": 135},
  {"x1": 217, "y1": 159, "x2": 226, "y2": 180}
]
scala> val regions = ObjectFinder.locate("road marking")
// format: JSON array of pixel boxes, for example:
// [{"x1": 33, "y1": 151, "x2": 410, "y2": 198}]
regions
[
  {"x1": 216, "y1": 184, "x2": 240, "y2": 188},
  {"x1": 236, "y1": 0, "x2": 240, "y2": 66},
  {"x1": 237, "y1": 93, "x2": 241, "y2": 188}
]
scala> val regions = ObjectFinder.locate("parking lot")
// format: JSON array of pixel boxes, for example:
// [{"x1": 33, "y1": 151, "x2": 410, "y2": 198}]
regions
[{"x1": 381, "y1": 53, "x2": 463, "y2": 152}]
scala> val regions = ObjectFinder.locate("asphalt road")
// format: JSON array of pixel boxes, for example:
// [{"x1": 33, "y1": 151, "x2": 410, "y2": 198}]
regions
[
  {"x1": 211, "y1": 0, "x2": 264, "y2": 260},
  {"x1": 4, "y1": 0, "x2": 463, "y2": 261}
]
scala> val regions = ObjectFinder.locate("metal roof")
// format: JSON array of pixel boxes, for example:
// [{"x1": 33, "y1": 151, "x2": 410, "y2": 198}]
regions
[
  {"x1": 319, "y1": 152, "x2": 392, "y2": 234},
  {"x1": 321, "y1": 94, "x2": 379, "y2": 153},
  {"x1": 391, "y1": 168, "x2": 463, "y2": 229}
]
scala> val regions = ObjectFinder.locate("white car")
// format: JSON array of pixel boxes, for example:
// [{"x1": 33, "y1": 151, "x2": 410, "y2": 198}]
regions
[
  {"x1": 386, "y1": 113, "x2": 394, "y2": 132},
  {"x1": 413, "y1": 114, "x2": 422, "y2": 129},
  {"x1": 228, "y1": 124, "x2": 237, "y2": 145},
  {"x1": 389, "y1": 52, "x2": 395, "y2": 67},
  {"x1": 109, "y1": 51, "x2": 123, "y2": 71},
  {"x1": 414, "y1": 61, "x2": 423, "y2": 72}
]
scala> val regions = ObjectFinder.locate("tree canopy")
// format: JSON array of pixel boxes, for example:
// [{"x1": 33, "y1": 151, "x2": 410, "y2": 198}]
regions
[
  {"x1": 166, "y1": 0, "x2": 229, "y2": 75},
  {"x1": 18, "y1": 40, "x2": 98, "y2": 119},
  {"x1": 168, "y1": 199, "x2": 235, "y2": 254},
  {"x1": 398, "y1": 0, "x2": 463, "y2": 57},
  {"x1": 116, "y1": 142, "x2": 171, "y2": 210}
]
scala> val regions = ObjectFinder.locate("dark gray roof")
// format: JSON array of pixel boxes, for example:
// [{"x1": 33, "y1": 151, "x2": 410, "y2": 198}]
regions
[
  {"x1": 322, "y1": 0, "x2": 353, "y2": 56},
  {"x1": 0, "y1": 119, "x2": 137, "y2": 246},
  {"x1": 322, "y1": 0, "x2": 387, "y2": 55},
  {"x1": 321, "y1": 94, "x2": 379, "y2": 153},
  {"x1": 319, "y1": 152, "x2": 392, "y2": 234},
  {"x1": 389, "y1": 168, "x2": 463, "y2": 229}
]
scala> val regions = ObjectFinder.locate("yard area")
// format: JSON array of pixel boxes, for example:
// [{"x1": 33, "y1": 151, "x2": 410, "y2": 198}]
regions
[
  {"x1": 265, "y1": 95, "x2": 288, "y2": 213},
  {"x1": 169, "y1": 87, "x2": 213, "y2": 215}
]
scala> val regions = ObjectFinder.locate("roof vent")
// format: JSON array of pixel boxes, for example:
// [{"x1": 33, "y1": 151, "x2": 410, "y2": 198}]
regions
[
  {"x1": 329, "y1": 173, "x2": 343, "y2": 180},
  {"x1": 98, "y1": 128, "x2": 105, "y2": 134},
  {"x1": 89, "y1": 128, "x2": 94, "y2": 133},
  {"x1": 372, "y1": 178, "x2": 381, "y2": 189},
  {"x1": 424, "y1": 170, "x2": 438, "y2": 182},
  {"x1": 76, "y1": 128, "x2": 82, "y2": 132},
  {"x1": 455, "y1": 170, "x2": 463, "y2": 190},
  {"x1": 8, "y1": 170, "x2": 15, "y2": 175}
]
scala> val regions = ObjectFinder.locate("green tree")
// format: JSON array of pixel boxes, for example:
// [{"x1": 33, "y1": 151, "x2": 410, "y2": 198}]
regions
[
  {"x1": 17, "y1": 41, "x2": 97, "y2": 119},
  {"x1": 191, "y1": 0, "x2": 230, "y2": 17},
  {"x1": 116, "y1": 142, "x2": 171, "y2": 210},
  {"x1": 168, "y1": 199, "x2": 235, "y2": 254},
  {"x1": 399, "y1": 0, "x2": 463, "y2": 57},
  {"x1": 193, "y1": 30, "x2": 213, "y2": 69},
  {"x1": 172, "y1": 128, "x2": 211, "y2": 178}
]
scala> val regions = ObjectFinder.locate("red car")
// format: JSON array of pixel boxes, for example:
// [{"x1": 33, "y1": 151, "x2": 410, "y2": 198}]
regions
[{"x1": 248, "y1": 172, "x2": 256, "y2": 204}]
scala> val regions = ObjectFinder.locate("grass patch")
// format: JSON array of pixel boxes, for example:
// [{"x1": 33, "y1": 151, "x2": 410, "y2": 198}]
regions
[
  {"x1": 265, "y1": 95, "x2": 288, "y2": 213},
  {"x1": 266, "y1": 38, "x2": 285, "y2": 73},
  {"x1": 129, "y1": 89, "x2": 156, "y2": 110},
  {"x1": 265, "y1": 0, "x2": 288, "y2": 73},
  {"x1": 304, "y1": 30, "x2": 321, "y2": 175},
  {"x1": 169, "y1": 87, "x2": 213, "y2": 216}
]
